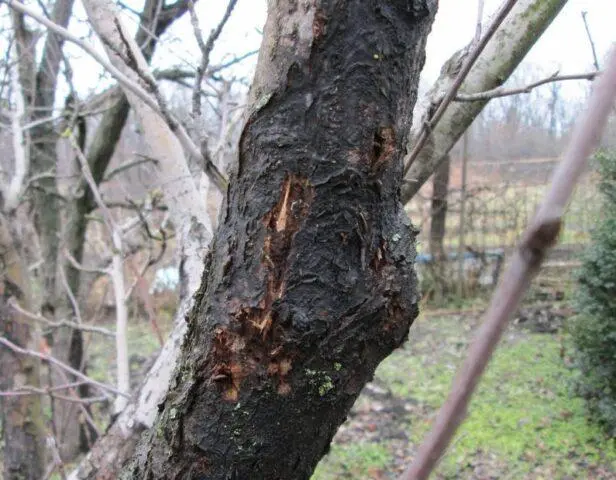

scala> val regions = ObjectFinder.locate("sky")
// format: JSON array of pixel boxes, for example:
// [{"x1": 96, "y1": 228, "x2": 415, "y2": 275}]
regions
[
  {"x1": 153, "y1": 0, "x2": 616, "y2": 100},
  {"x1": 5, "y1": 1, "x2": 615, "y2": 106}
]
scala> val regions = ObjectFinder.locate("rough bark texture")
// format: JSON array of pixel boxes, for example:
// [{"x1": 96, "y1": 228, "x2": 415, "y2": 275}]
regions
[
  {"x1": 0, "y1": 216, "x2": 46, "y2": 480},
  {"x1": 126, "y1": 1, "x2": 436, "y2": 478},
  {"x1": 401, "y1": 0, "x2": 567, "y2": 203}
]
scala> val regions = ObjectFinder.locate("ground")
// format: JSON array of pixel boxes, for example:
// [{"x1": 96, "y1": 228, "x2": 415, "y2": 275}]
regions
[
  {"x1": 67, "y1": 278, "x2": 616, "y2": 479},
  {"x1": 312, "y1": 306, "x2": 616, "y2": 479}
]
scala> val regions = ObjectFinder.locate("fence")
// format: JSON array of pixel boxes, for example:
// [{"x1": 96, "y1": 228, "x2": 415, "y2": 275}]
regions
[{"x1": 406, "y1": 157, "x2": 601, "y2": 299}]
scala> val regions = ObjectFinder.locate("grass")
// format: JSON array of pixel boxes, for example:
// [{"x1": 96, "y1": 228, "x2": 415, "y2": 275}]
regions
[{"x1": 313, "y1": 314, "x2": 616, "y2": 479}]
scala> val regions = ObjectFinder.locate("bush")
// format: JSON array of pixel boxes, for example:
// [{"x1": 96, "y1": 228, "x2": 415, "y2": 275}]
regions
[{"x1": 570, "y1": 150, "x2": 616, "y2": 436}]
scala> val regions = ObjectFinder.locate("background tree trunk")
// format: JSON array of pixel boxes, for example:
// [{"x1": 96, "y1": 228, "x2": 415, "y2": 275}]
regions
[
  {"x1": 0, "y1": 216, "x2": 46, "y2": 479},
  {"x1": 429, "y1": 154, "x2": 450, "y2": 260},
  {"x1": 428, "y1": 154, "x2": 450, "y2": 299},
  {"x1": 123, "y1": 1, "x2": 436, "y2": 478}
]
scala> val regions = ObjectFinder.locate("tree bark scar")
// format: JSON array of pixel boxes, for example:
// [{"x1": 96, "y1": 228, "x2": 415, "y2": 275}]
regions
[
  {"x1": 209, "y1": 175, "x2": 314, "y2": 402},
  {"x1": 371, "y1": 126, "x2": 396, "y2": 175},
  {"x1": 262, "y1": 174, "x2": 314, "y2": 323},
  {"x1": 131, "y1": 1, "x2": 436, "y2": 478}
]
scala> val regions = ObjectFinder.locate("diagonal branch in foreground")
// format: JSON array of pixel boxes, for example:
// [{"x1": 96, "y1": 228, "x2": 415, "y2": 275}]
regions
[{"x1": 400, "y1": 45, "x2": 616, "y2": 480}]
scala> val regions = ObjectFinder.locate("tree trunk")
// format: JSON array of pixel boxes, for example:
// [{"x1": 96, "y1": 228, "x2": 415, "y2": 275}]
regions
[
  {"x1": 401, "y1": 0, "x2": 568, "y2": 203},
  {"x1": 0, "y1": 215, "x2": 46, "y2": 480},
  {"x1": 124, "y1": 1, "x2": 435, "y2": 478},
  {"x1": 429, "y1": 154, "x2": 450, "y2": 260},
  {"x1": 428, "y1": 154, "x2": 450, "y2": 299}
]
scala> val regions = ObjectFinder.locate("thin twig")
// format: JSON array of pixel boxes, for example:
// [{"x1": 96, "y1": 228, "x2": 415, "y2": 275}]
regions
[
  {"x1": 9, "y1": 300, "x2": 115, "y2": 337},
  {"x1": 400, "y1": 45, "x2": 616, "y2": 480},
  {"x1": 403, "y1": 0, "x2": 518, "y2": 175},
  {"x1": 188, "y1": 0, "x2": 238, "y2": 117},
  {"x1": 456, "y1": 71, "x2": 599, "y2": 102},
  {"x1": 0, "y1": 386, "x2": 108, "y2": 404},
  {"x1": 581, "y1": 11, "x2": 600, "y2": 70},
  {"x1": 0, "y1": 336, "x2": 129, "y2": 398},
  {"x1": 102, "y1": 156, "x2": 159, "y2": 182}
]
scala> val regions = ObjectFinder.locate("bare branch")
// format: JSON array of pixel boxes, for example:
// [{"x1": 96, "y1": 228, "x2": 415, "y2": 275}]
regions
[
  {"x1": 188, "y1": 0, "x2": 238, "y2": 117},
  {"x1": 455, "y1": 71, "x2": 599, "y2": 101},
  {"x1": 0, "y1": 386, "x2": 109, "y2": 404},
  {"x1": 69, "y1": 132, "x2": 131, "y2": 413},
  {"x1": 6, "y1": 0, "x2": 228, "y2": 192},
  {"x1": 102, "y1": 156, "x2": 159, "y2": 183},
  {"x1": 401, "y1": 45, "x2": 616, "y2": 480},
  {"x1": 4, "y1": 42, "x2": 30, "y2": 211},
  {"x1": 403, "y1": 0, "x2": 518, "y2": 176},
  {"x1": 401, "y1": 0, "x2": 568, "y2": 203},
  {"x1": 0, "y1": 335, "x2": 129, "y2": 398},
  {"x1": 9, "y1": 300, "x2": 115, "y2": 337},
  {"x1": 581, "y1": 11, "x2": 600, "y2": 70}
]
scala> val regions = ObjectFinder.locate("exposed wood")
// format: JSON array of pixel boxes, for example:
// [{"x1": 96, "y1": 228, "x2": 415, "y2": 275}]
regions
[{"x1": 120, "y1": 1, "x2": 436, "y2": 478}]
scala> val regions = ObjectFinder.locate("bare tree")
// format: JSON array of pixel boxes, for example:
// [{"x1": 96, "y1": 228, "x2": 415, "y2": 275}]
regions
[
  {"x1": 0, "y1": 0, "x2": 604, "y2": 479},
  {"x1": 70, "y1": 0, "x2": 436, "y2": 478}
]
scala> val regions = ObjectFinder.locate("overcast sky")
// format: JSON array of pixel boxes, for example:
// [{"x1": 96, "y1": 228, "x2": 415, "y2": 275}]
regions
[
  {"x1": 151, "y1": 0, "x2": 614, "y2": 100},
  {"x1": 13, "y1": 0, "x2": 614, "y2": 105}
]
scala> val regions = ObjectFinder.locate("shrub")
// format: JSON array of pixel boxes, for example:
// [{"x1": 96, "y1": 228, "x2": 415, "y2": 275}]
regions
[{"x1": 570, "y1": 150, "x2": 616, "y2": 436}]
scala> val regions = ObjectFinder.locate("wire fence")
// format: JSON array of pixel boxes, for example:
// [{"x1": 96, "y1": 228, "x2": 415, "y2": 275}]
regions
[{"x1": 406, "y1": 157, "x2": 601, "y2": 299}]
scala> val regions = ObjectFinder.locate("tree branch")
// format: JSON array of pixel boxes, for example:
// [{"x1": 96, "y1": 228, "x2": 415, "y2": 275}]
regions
[
  {"x1": 455, "y1": 71, "x2": 599, "y2": 101},
  {"x1": 403, "y1": 0, "x2": 518, "y2": 176},
  {"x1": 401, "y1": 44, "x2": 616, "y2": 480},
  {"x1": 9, "y1": 300, "x2": 115, "y2": 337},
  {"x1": 188, "y1": 0, "x2": 238, "y2": 117},
  {"x1": 0, "y1": 335, "x2": 129, "y2": 398},
  {"x1": 401, "y1": 0, "x2": 568, "y2": 203},
  {"x1": 6, "y1": 0, "x2": 227, "y2": 192},
  {"x1": 581, "y1": 11, "x2": 600, "y2": 70}
]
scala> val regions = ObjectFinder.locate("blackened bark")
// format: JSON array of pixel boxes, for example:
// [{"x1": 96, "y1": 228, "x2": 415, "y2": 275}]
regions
[{"x1": 128, "y1": 1, "x2": 436, "y2": 478}]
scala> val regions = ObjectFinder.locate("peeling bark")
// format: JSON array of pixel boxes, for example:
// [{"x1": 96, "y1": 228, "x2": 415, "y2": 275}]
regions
[{"x1": 125, "y1": 1, "x2": 436, "y2": 478}]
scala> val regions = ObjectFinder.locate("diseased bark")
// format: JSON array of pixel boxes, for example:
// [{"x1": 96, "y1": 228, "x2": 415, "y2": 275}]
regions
[
  {"x1": 0, "y1": 215, "x2": 46, "y2": 480},
  {"x1": 402, "y1": 0, "x2": 567, "y2": 203},
  {"x1": 125, "y1": 1, "x2": 435, "y2": 478}
]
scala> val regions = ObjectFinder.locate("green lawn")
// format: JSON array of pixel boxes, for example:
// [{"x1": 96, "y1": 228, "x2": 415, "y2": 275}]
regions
[{"x1": 313, "y1": 313, "x2": 616, "y2": 479}]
